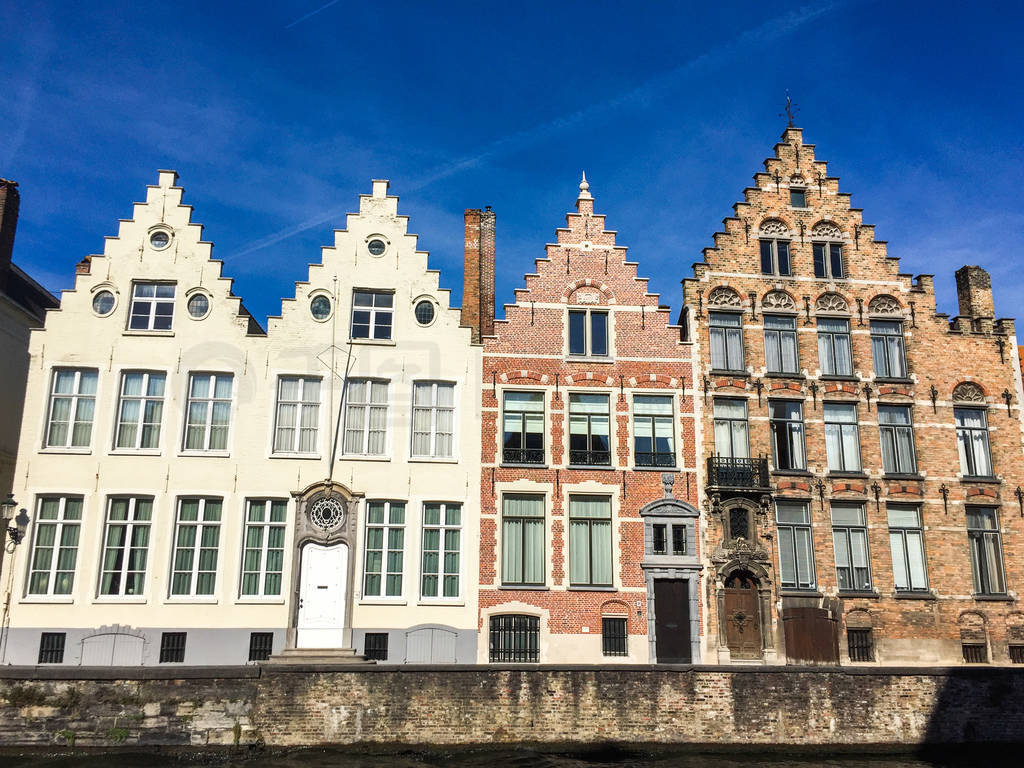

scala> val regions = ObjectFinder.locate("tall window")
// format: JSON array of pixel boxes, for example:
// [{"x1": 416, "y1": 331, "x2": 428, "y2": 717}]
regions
[
  {"x1": 343, "y1": 379, "x2": 388, "y2": 455},
  {"x1": 955, "y1": 408, "x2": 993, "y2": 478},
  {"x1": 633, "y1": 395, "x2": 674, "y2": 467},
  {"x1": 502, "y1": 391, "x2": 544, "y2": 464},
  {"x1": 273, "y1": 377, "x2": 320, "y2": 454},
  {"x1": 351, "y1": 290, "x2": 394, "y2": 340},
  {"x1": 115, "y1": 371, "x2": 165, "y2": 450},
  {"x1": 568, "y1": 393, "x2": 611, "y2": 466},
  {"x1": 769, "y1": 400, "x2": 805, "y2": 470},
  {"x1": 568, "y1": 309, "x2": 608, "y2": 356},
  {"x1": 967, "y1": 507, "x2": 1006, "y2": 595},
  {"x1": 411, "y1": 381, "x2": 455, "y2": 458},
  {"x1": 709, "y1": 312, "x2": 744, "y2": 371},
  {"x1": 170, "y1": 498, "x2": 221, "y2": 597},
  {"x1": 878, "y1": 405, "x2": 917, "y2": 475},
  {"x1": 713, "y1": 399, "x2": 749, "y2": 458},
  {"x1": 27, "y1": 496, "x2": 82, "y2": 596},
  {"x1": 421, "y1": 502, "x2": 461, "y2": 599},
  {"x1": 241, "y1": 499, "x2": 287, "y2": 597},
  {"x1": 832, "y1": 504, "x2": 871, "y2": 592},
  {"x1": 813, "y1": 243, "x2": 844, "y2": 279},
  {"x1": 363, "y1": 501, "x2": 405, "y2": 598},
  {"x1": 99, "y1": 497, "x2": 152, "y2": 596},
  {"x1": 776, "y1": 502, "x2": 815, "y2": 590},
  {"x1": 184, "y1": 373, "x2": 233, "y2": 451},
  {"x1": 502, "y1": 494, "x2": 545, "y2": 586},
  {"x1": 759, "y1": 239, "x2": 791, "y2": 276},
  {"x1": 817, "y1": 318, "x2": 853, "y2": 376},
  {"x1": 888, "y1": 505, "x2": 928, "y2": 593},
  {"x1": 824, "y1": 403, "x2": 861, "y2": 472},
  {"x1": 568, "y1": 496, "x2": 613, "y2": 587},
  {"x1": 45, "y1": 368, "x2": 98, "y2": 449},
  {"x1": 128, "y1": 282, "x2": 175, "y2": 331},
  {"x1": 763, "y1": 315, "x2": 799, "y2": 374},
  {"x1": 870, "y1": 320, "x2": 907, "y2": 378}
]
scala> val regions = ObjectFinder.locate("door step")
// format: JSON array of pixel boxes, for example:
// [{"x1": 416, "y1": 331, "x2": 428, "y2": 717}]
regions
[{"x1": 265, "y1": 647, "x2": 375, "y2": 666}]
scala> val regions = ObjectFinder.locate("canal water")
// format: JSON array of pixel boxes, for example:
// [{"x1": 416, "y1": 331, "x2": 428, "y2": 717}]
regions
[{"x1": 2, "y1": 747, "x2": 1015, "y2": 768}]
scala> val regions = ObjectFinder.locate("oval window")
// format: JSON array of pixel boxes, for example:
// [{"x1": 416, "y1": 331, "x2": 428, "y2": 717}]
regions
[
  {"x1": 310, "y1": 295, "x2": 332, "y2": 320},
  {"x1": 367, "y1": 239, "x2": 386, "y2": 256},
  {"x1": 92, "y1": 290, "x2": 116, "y2": 316},
  {"x1": 414, "y1": 300, "x2": 435, "y2": 326},
  {"x1": 187, "y1": 294, "x2": 210, "y2": 319},
  {"x1": 150, "y1": 231, "x2": 171, "y2": 249}
]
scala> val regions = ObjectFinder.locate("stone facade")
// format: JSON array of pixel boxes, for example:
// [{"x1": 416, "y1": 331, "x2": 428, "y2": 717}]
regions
[
  {"x1": 2, "y1": 666, "x2": 1024, "y2": 747},
  {"x1": 477, "y1": 177, "x2": 701, "y2": 665},
  {"x1": 0, "y1": 174, "x2": 482, "y2": 666},
  {"x1": 683, "y1": 127, "x2": 1024, "y2": 666}
]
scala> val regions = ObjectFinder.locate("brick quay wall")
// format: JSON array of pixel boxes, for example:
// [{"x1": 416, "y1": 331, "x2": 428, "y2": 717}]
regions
[{"x1": 1, "y1": 666, "x2": 1022, "y2": 748}]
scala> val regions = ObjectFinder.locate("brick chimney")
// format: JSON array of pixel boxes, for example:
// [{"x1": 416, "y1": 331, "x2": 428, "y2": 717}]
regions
[
  {"x1": 0, "y1": 178, "x2": 20, "y2": 293},
  {"x1": 955, "y1": 265, "x2": 995, "y2": 319},
  {"x1": 462, "y1": 206, "x2": 495, "y2": 343}
]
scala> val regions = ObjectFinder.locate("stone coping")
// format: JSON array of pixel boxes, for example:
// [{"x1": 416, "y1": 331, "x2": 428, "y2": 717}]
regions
[{"x1": 3, "y1": 663, "x2": 1023, "y2": 680}]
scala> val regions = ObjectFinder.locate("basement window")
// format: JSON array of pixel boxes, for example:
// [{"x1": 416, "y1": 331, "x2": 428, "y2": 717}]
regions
[
  {"x1": 159, "y1": 632, "x2": 186, "y2": 663},
  {"x1": 847, "y1": 628, "x2": 874, "y2": 662},
  {"x1": 248, "y1": 632, "x2": 274, "y2": 662},
  {"x1": 1009, "y1": 646, "x2": 1024, "y2": 664},
  {"x1": 602, "y1": 617, "x2": 628, "y2": 657},
  {"x1": 962, "y1": 643, "x2": 988, "y2": 664},
  {"x1": 364, "y1": 633, "x2": 389, "y2": 661},
  {"x1": 38, "y1": 632, "x2": 66, "y2": 664}
]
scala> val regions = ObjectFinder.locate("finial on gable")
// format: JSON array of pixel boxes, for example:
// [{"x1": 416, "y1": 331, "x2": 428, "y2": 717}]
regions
[
  {"x1": 779, "y1": 89, "x2": 799, "y2": 128},
  {"x1": 577, "y1": 171, "x2": 592, "y2": 201}
]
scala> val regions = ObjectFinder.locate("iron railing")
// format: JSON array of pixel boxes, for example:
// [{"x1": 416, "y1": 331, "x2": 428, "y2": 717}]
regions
[
  {"x1": 503, "y1": 447, "x2": 545, "y2": 465},
  {"x1": 706, "y1": 456, "x2": 771, "y2": 489},
  {"x1": 569, "y1": 449, "x2": 611, "y2": 466},
  {"x1": 489, "y1": 615, "x2": 540, "y2": 662},
  {"x1": 635, "y1": 451, "x2": 676, "y2": 468}
]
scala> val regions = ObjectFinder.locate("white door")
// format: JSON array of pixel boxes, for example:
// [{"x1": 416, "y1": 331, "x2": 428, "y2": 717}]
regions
[{"x1": 296, "y1": 542, "x2": 347, "y2": 648}]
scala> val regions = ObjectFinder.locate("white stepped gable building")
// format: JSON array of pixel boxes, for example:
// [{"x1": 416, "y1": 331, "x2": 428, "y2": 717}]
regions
[{"x1": 1, "y1": 173, "x2": 482, "y2": 665}]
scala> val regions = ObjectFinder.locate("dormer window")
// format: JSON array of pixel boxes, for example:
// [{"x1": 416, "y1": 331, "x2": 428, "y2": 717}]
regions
[
  {"x1": 129, "y1": 282, "x2": 175, "y2": 331},
  {"x1": 568, "y1": 309, "x2": 608, "y2": 357},
  {"x1": 790, "y1": 188, "x2": 807, "y2": 208}
]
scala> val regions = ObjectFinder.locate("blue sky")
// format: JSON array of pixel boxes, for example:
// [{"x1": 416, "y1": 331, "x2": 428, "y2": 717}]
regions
[{"x1": 3, "y1": 1, "x2": 1023, "y2": 327}]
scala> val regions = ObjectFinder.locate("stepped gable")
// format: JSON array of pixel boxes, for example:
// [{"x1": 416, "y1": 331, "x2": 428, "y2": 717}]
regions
[
  {"x1": 487, "y1": 174, "x2": 680, "y2": 357},
  {"x1": 68, "y1": 170, "x2": 263, "y2": 335}
]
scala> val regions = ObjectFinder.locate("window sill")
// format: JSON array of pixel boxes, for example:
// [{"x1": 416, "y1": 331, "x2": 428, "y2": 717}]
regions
[
  {"x1": 498, "y1": 585, "x2": 549, "y2": 591},
  {"x1": 235, "y1": 598, "x2": 286, "y2": 605},
  {"x1": 269, "y1": 453, "x2": 322, "y2": 461},
  {"x1": 819, "y1": 375, "x2": 860, "y2": 382},
  {"x1": 339, "y1": 454, "x2": 391, "y2": 462},
  {"x1": 38, "y1": 448, "x2": 92, "y2": 455},
  {"x1": 565, "y1": 356, "x2": 615, "y2": 364},
  {"x1": 417, "y1": 600, "x2": 465, "y2": 607},
  {"x1": 883, "y1": 474, "x2": 924, "y2": 481},
  {"x1": 838, "y1": 590, "x2": 880, "y2": 599},
  {"x1": 123, "y1": 329, "x2": 175, "y2": 337},
  {"x1": 20, "y1": 597, "x2": 75, "y2": 604},
  {"x1": 568, "y1": 585, "x2": 616, "y2": 592},
  {"x1": 874, "y1": 377, "x2": 914, "y2": 385},
  {"x1": 893, "y1": 590, "x2": 936, "y2": 600},
  {"x1": 178, "y1": 451, "x2": 231, "y2": 458},
  {"x1": 567, "y1": 465, "x2": 616, "y2": 471},
  {"x1": 92, "y1": 597, "x2": 147, "y2": 604},
  {"x1": 961, "y1": 476, "x2": 1001, "y2": 485},
  {"x1": 109, "y1": 449, "x2": 162, "y2": 457},
  {"x1": 501, "y1": 463, "x2": 549, "y2": 470},
  {"x1": 358, "y1": 599, "x2": 408, "y2": 606},
  {"x1": 828, "y1": 471, "x2": 868, "y2": 479},
  {"x1": 632, "y1": 465, "x2": 678, "y2": 472},
  {"x1": 408, "y1": 456, "x2": 458, "y2": 464},
  {"x1": 780, "y1": 589, "x2": 822, "y2": 598},
  {"x1": 349, "y1": 338, "x2": 397, "y2": 346},
  {"x1": 165, "y1": 597, "x2": 219, "y2": 605},
  {"x1": 973, "y1": 593, "x2": 1014, "y2": 602},
  {"x1": 771, "y1": 469, "x2": 812, "y2": 477},
  {"x1": 764, "y1": 372, "x2": 804, "y2": 379},
  {"x1": 710, "y1": 370, "x2": 748, "y2": 378}
]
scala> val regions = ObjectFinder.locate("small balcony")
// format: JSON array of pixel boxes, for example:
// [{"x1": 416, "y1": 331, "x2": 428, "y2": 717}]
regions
[
  {"x1": 569, "y1": 449, "x2": 612, "y2": 467},
  {"x1": 707, "y1": 456, "x2": 771, "y2": 490},
  {"x1": 502, "y1": 447, "x2": 545, "y2": 465}
]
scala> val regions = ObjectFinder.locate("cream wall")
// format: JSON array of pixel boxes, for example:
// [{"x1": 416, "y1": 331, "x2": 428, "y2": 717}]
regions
[{"x1": 1, "y1": 173, "x2": 481, "y2": 665}]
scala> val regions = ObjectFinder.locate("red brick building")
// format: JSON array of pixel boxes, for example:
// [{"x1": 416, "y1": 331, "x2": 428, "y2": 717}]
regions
[
  {"x1": 684, "y1": 126, "x2": 1024, "y2": 665},
  {"x1": 467, "y1": 177, "x2": 701, "y2": 663}
]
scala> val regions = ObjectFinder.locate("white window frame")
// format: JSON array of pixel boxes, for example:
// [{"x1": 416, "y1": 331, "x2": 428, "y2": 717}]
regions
[
  {"x1": 98, "y1": 496, "x2": 152, "y2": 597},
  {"x1": 240, "y1": 499, "x2": 288, "y2": 598},
  {"x1": 128, "y1": 282, "x2": 176, "y2": 331},
  {"x1": 411, "y1": 381, "x2": 455, "y2": 459},
  {"x1": 887, "y1": 505, "x2": 929, "y2": 593},
  {"x1": 817, "y1": 317, "x2": 853, "y2": 376},
  {"x1": 169, "y1": 497, "x2": 222, "y2": 598},
  {"x1": 362, "y1": 500, "x2": 405, "y2": 599},
  {"x1": 26, "y1": 496, "x2": 83, "y2": 597},
  {"x1": 955, "y1": 407, "x2": 994, "y2": 479},
  {"x1": 343, "y1": 378, "x2": 389, "y2": 456},
  {"x1": 568, "y1": 495, "x2": 614, "y2": 588},
  {"x1": 870, "y1": 320, "x2": 908, "y2": 379},
  {"x1": 567, "y1": 308, "x2": 610, "y2": 357},
  {"x1": 44, "y1": 368, "x2": 98, "y2": 449},
  {"x1": 763, "y1": 315, "x2": 799, "y2": 374},
  {"x1": 823, "y1": 402, "x2": 862, "y2": 473},
  {"x1": 114, "y1": 370, "x2": 166, "y2": 451},
  {"x1": 350, "y1": 289, "x2": 394, "y2": 340},
  {"x1": 776, "y1": 501, "x2": 816, "y2": 590},
  {"x1": 632, "y1": 394, "x2": 675, "y2": 468},
  {"x1": 272, "y1": 376, "x2": 321, "y2": 454},
  {"x1": 709, "y1": 311, "x2": 744, "y2": 372},
  {"x1": 183, "y1": 373, "x2": 234, "y2": 452},
  {"x1": 420, "y1": 502, "x2": 461, "y2": 600},
  {"x1": 878, "y1": 404, "x2": 917, "y2": 475}
]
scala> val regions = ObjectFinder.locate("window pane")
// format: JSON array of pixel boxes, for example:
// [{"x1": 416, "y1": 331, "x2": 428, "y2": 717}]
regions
[
  {"x1": 760, "y1": 240, "x2": 773, "y2": 274},
  {"x1": 568, "y1": 311, "x2": 586, "y2": 355},
  {"x1": 590, "y1": 313, "x2": 608, "y2": 356}
]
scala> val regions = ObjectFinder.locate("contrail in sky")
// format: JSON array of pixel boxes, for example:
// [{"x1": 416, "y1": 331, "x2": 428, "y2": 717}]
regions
[
  {"x1": 285, "y1": 0, "x2": 343, "y2": 29},
  {"x1": 237, "y1": 1, "x2": 852, "y2": 259}
]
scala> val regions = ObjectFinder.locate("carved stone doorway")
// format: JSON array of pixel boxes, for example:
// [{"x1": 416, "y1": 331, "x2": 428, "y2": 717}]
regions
[{"x1": 723, "y1": 570, "x2": 763, "y2": 660}]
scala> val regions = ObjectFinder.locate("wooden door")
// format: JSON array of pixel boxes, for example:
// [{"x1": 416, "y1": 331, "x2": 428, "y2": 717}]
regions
[
  {"x1": 297, "y1": 542, "x2": 347, "y2": 648},
  {"x1": 654, "y1": 579, "x2": 692, "y2": 663},
  {"x1": 782, "y1": 606, "x2": 840, "y2": 664},
  {"x1": 723, "y1": 572, "x2": 762, "y2": 659}
]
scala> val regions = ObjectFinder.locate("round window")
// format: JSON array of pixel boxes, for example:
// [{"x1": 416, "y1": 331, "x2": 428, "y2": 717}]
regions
[
  {"x1": 310, "y1": 295, "x2": 332, "y2": 320},
  {"x1": 150, "y1": 231, "x2": 171, "y2": 249},
  {"x1": 92, "y1": 290, "x2": 116, "y2": 316},
  {"x1": 367, "y1": 238, "x2": 386, "y2": 256},
  {"x1": 414, "y1": 300, "x2": 435, "y2": 326},
  {"x1": 310, "y1": 496, "x2": 345, "y2": 531},
  {"x1": 187, "y1": 293, "x2": 210, "y2": 319}
]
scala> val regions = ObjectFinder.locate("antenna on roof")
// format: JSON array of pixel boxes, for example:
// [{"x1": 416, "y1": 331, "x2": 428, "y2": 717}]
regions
[{"x1": 779, "y1": 90, "x2": 799, "y2": 127}]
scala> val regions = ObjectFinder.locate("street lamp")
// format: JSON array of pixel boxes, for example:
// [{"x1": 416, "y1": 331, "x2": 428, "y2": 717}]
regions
[{"x1": 1, "y1": 494, "x2": 29, "y2": 548}]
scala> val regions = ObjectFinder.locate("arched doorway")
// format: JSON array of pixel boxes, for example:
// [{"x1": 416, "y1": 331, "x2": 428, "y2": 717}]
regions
[{"x1": 723, "y1": 569, "x2": 763, "y2": 660}]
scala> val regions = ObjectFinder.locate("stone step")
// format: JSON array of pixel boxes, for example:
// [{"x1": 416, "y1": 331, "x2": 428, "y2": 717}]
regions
[{"x1": 264, "y1": 647, "x2": 375, "y2": 666}]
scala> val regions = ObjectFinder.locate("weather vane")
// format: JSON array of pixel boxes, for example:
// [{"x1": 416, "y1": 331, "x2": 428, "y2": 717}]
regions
[{"x1": 780, "y1": 90, "x2": 799, "y2": 127}]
